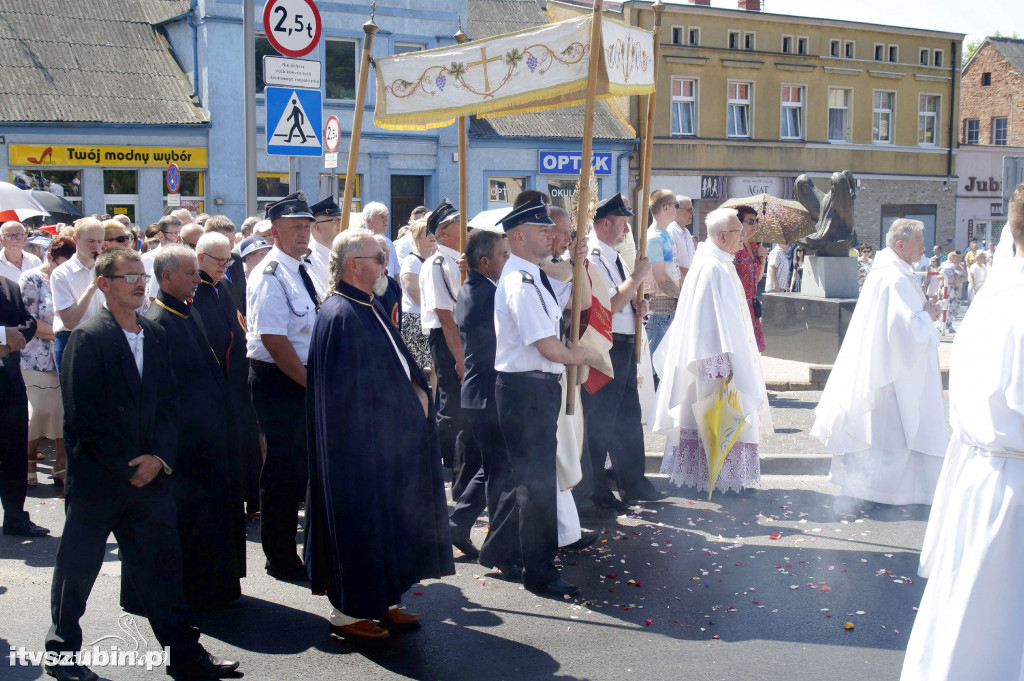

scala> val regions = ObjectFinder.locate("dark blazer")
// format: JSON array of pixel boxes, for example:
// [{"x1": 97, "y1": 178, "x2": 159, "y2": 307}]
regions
[
  {"x1": 225, "y1": 253, "x2": 247, "y2": 315},
  {"x1": 0, "y1": 275, "x2": 36, "y2": 397},
  {"x1": 454, "y1": 270, "x2": 498, "y2": 410},
  {"x1": 61, "y1": 308, "x2": 179, "y2": 498}
]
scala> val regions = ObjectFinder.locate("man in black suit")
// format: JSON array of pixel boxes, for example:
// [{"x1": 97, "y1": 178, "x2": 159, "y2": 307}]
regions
[
  {"x1": 202, "y1": 215, "x2": 247, "y2": 311},
  {"x1": 0, "y1": 274, "x2": 46, "y2": 537},
  {"x1": 45, "y1": 248, "x2": 239, "y2": 681}
]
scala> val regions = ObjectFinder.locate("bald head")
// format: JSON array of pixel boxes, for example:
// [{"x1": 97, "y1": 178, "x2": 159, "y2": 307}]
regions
[
  {"x1": 549, "y1": 206, "x2": 572, "y2": 258},
  {"x1": 180, "y1": 223, "x2": 204, "y2": 249}
]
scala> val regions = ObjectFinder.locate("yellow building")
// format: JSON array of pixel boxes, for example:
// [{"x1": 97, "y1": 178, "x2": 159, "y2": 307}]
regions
[{"x1": 548, "y1": 0, "x2": 964, "y2": 249}]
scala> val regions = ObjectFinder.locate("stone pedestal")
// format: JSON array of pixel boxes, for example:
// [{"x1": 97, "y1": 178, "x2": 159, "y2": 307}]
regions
[
  {"x1": 761, "y1": 293, "x2": 858, "y2": 365},
  {"x1": 800, "y1": 255, "x2": 860, "y2": 298}
]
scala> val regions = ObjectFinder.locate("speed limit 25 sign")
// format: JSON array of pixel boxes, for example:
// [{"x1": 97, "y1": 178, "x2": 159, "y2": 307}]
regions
[{"x1": 263, "y1": 0, "x2": 322, "y2": 58}]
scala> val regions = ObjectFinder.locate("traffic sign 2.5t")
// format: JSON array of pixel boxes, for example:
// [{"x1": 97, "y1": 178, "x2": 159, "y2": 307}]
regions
[{"x1": 263, "y1": 0, "x2": 322, "y2": 58}]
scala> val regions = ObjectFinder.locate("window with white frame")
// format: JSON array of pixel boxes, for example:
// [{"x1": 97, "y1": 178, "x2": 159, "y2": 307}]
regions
[
  {"x1": 671, "y1": 78, "x2": 697, "y2": 136},
  {"x1": 844, "y1": 40, "x2": 855, "y2": 58},
  {"x1": 918, "y1": 94, "x2": 940, "y2": 145},
  {"x1": 830, "y1": 39, "x2": 840, "y2": 57},
  {"x1": 782, "y1": 35, "x2": 793, "y2": 53},
  {"x1": 933, "y1": 49, "x2": 944, "y2": 67},
  {"x1": 872, "y1": 91, "x2": 894, "y2": 143},
  {"x1": 672, "y1": 26, "x2": 684, "y2": 45},
  {"x1": 728, "y1": 30, "x2": 740, "y2": 49},
  {"x1": 888, "y1": 44, "x2": 899, "y2": 62},
  {"x1": 744, "y1": 32, "x2": 755, "y2": 50},
  {"x1": 993, "y1": 117, "x2": 1008, "y2": 145},
  {"x1": 393, "y1": 42, "x2": 424, "y2": 54},
  {"x1": 964, "y1": 119, "x2": 979, "y2": 145},
  {"x1": 874, "y1": 43, "x2": 884, "y2": 61},
  {"x1": 797, "y1": 37, "x2": 808, "y2": 54},
  {"x1": 919, "y1": 48, "x2": 929, "y2": 65},
  {"x1": 727, "y1": 82, "x2": 752, "y2": 138},
  {"x1": 828, "y1": 87, "x2": 852, "y2": 142},
  {"x1": 780, "y1": 85, "x2": 804, "y2": 139},
  {"x1": 688, "y1": 27, "x2": 700, "y2": 46}
]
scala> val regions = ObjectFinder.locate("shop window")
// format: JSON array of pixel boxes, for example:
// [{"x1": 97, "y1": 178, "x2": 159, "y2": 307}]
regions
[
  {"x1": 104, "y1": 170, "x2": 137, "y2": 195},
  {"x1": 488, "y1": 176, "x2": 528, "y2": 207},
  {"x1": 325, "y1": 39, "x2": 357, "y2": 100},
  {"x1": 546, "y1": 177, "x2": 598, "y2": 213},
  {"x1": 163, "y1": 171, "x2": 204, "y2": 214},
  {"x1": 257, "y1": 172, "x2": 289, "y2": 216},
  {"x1": 828, "y1": 87, "x2": 852, "y2": 142},
  {"x1": 671, "y1": 78, "x2": 696, "y2": 136},
  {"x1": 11, "y1": 169, "x2": 82, "y2": 205}
]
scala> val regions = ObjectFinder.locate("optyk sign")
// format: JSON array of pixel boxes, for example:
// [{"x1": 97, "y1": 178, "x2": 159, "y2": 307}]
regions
[{"x1": 538, "y1": 151, "x2": 613, "y2": 176}]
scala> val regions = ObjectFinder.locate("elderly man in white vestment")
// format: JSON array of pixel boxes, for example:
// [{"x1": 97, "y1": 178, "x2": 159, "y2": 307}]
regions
[
  {"x1": 652, "y1": 208, "x2": 772, "y2": 493},
  {"x1": 900, "y1": 183, "x2": 1024, "y2": 681},
  {"x1": 811, "y1": 219, "x2": 946, "y2": 505}
]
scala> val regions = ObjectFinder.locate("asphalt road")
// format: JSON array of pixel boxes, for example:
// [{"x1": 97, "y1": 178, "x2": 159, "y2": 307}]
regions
[{"x1": 2, "y1": 391, "x2": 936, "y2": 681}]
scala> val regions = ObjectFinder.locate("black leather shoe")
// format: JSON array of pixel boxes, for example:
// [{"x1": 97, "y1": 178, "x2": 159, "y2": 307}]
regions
[
  {"x1": 44, "y1": 663, "x2": 98, "y2": 681},
  {"x1": 577, "y1": 504, "x2": 618, "y2": 523},
  {"x1": 265, "y1": 564, "x2": 308, "y2": 582},
  {"x1": 451, "y1": 534, "x2": 480, "y2": 560},
  {"x1": 3, "y1": 520, "x2": 49, "y2": 537},
  {"x1": 167, "y1": 650, "x2": 240, "y2": 679},
  {"x1": 525, "y1": 578, "x2": 580, "y2": 596},
  {"x1": 493, "y1": 564, "x2": 523, "y2": 581},
  {"x1": 560, "y1": 531, "x2": 599, "y2": 552},
  {"x1": 594, "y1": 496, "x2": 631, "y2": 513}
]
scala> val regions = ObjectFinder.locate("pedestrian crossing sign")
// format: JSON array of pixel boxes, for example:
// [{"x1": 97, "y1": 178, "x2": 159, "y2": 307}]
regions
[{"x1": 265, "y1": 87, "x2": 323, "y2": 157}]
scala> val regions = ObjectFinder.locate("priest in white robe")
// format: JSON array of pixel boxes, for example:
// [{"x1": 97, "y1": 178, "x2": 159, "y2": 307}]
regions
[
  {"x1": 900, "y1": 183, "x2": 1024, "y2": 681},
  {"x1": 652, "y1": 208, "x2": 772, "y2": 493},
  {"x1": 811, "y1": 219, "x2": 946, "y2": 505}
]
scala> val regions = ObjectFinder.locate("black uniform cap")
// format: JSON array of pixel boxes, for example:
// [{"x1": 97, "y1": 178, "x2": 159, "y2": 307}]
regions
[
  {"x1": 594, "y1": 193, "x2": 634, "y2": 221},
  {"x1": 427, "y1": 198, "x2": 460, "y2": 235},
  {"x1": 310, "y1": 196, "x2": 342, "y2": 218},
  {"x1": 500, "y1": 195, "x2": 555, "y2": 231},
  {"x1": 267, "y1": 191, "x2": 314, "y2": 222}
]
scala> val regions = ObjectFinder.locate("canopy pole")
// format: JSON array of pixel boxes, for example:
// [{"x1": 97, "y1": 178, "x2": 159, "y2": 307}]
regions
[
  {"x1": 566, "y1": 0, "x2": 603, "y2": 416},
  {"x1": 633, "y1": 0, "x2": 664, "y2": 363},
  {"x1": 341, "y1": 3, "x2": 379, "y2": 230},
  {"x1": 456, "y1": 20, "x2": 469, "y2": 283}
]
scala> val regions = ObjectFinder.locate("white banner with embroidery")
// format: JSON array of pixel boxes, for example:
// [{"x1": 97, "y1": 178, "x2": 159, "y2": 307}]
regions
[{"x1": 373, "y1": 16, "x2": 654, "y2": 131}]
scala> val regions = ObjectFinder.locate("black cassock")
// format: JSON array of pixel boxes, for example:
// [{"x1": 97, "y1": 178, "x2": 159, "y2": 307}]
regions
[
  {"x1": 137, "y1": 291, "x2": 246, "y2": 610},
  {"x1": 305, "y1": 281, "x2": 454, "y2": 619},
  {"x1": 192, "y1": 270, "x2": 263, "y2": 508}
]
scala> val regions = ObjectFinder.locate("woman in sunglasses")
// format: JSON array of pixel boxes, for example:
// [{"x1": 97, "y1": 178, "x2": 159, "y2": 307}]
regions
[
  {"x1": 731, "y1": 205, "x2": 767, "y2": 352},
  {"x1": 857, "y1": 241, "x2": 874, "y2": 292},
  {"x1": 102, "y1": 219, "x2": 135, "y2": 251}
]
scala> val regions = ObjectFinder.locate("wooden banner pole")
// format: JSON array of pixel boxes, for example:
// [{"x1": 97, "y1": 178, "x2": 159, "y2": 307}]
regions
[
  {"x1": 456, "y1": 20, "x2": 469, "y2": 283},
  {"x1": 633, "y1": 0, "x2": 664, "y2": 362},
  {"x1": 566, "y1": 0, "x2": 603, "y2": 415},
  {"x1": 341, "y1": 3, "x2": 378, "y2": 230}
]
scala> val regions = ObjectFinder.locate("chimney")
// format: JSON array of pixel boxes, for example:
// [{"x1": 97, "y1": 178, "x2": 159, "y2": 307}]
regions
[
  {"x1": 738, "y1": 0, "x2": 762, "y2": 9},
  {"x1": 689, "y1": 0, "x2": 711, "y2": 5}
]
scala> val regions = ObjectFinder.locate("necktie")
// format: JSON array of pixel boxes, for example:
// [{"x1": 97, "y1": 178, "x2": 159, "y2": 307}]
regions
[
  {"x1": 538, "y1": 270, "x2": 566, "y2": 340},
  {"x1": 298, "y1": 263, "x2": 321, "y2": 311},
  {"x1": 614, "y1": 255, "x2": 637, "y2": 314}
]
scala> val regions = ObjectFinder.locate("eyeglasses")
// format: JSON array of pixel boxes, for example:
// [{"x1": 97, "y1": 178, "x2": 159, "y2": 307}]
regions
[
  {"x1": 673, "y1": 202, "x2": 680, "y2": 208},
  {"x1": 105, "y1": 235, "x2": 132, "y2": 244},
  {"x1": 352, "y1": 252, "x2": 387, "y2": 265},
  {"x1": 202, "y1": 254, "x2": 230, "y2": 266},
  {"x1": 1, "y1": 232, "x2": 26, "y2": 239},
  {"x1": 106, "y1": 273, "x2": 152, "y2": 284}
]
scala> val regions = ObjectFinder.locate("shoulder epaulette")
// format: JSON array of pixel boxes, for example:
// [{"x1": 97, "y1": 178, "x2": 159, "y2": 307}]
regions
[
  {"x1": 433, "y1": 255, "x2": 445, "y2": 266},
  {"x1": 519, "y1": 270, "x2": 534, "y2": 283},
  {"x1": 591, "y1": 248, "x2": 602, "y2": 256},
  {"x1": 263, "y1": 261, "x2": 279, "y2": 275}
]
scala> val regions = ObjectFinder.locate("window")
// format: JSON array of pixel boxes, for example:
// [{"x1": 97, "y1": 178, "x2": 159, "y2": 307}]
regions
[
  {"x1": 163, "y1": 171, "x2": 204, "y2": 214},
  {"x1": 689, "y1": 28, "x2": 700, "y2": 46},
  {"x1": 257, "y1": 173, "x2": 289, "y2": 215},
  {"x1": 828, "y1": 87, "x2": 851, "y2": 142},
  {"x1": 782, "y1": 35, "x2": 792, "y2": 53},
  {"x1": 933, "y1": 49, "x2": 943, "y2": 67},
  {"x1": 844, "y1": 40, "x2": 855, "y2": 58},
  {"x1": 797, "y1": 37, "x2": 808, "y2": 54},
  {"x1": 744, "y1": 32, "x2": 755, "y2": 50},
  {"x1": 338, "y1": 174, "x2": 363, "y2": 213},
  {"x1": 919, "y1": 48, "x2": 929, "y2": 65},
  {"x1": 325, "y1": 39, "x2": 357, "y2": 100},
  {"x1": 780, "y1": 85, "x2": 804, "y2": 139},
  {"x1": 964, "y1": 119, "x2": 979, "y2": 145},
  {"x1": 982, "y1": 72, "x2": 992, "y2": 86},
  {"x1": 393, "y1": 42, "x2": 424, "y2": 54},
  {"x1": 488, "y1": 176, "x2": 528, "y2": 207},
  {"x1": 874, "y1": 43, "x2": 884, "y2": 61},
  {"x1": 103, "y1": 170, "x2": 136, "y2": 195},
  {"x1": 727, "y1": 82, "x2": 752, "y2": 138},
  {"x1": 671, "y1": 78, "x2": 696, "y2": 136},
  {"x1": 993, "y1": 117, "x2": 1008, "y2": 145},
  {"x1": 672, "y1": 26, "x2": 684, "y2": 45},
  {"x1": 728, "y1": 30, "x2": 740, "y2": 49},
  {"x1": 11, "y1": 169, "x2": 82, "y2": 207},
  {"x1": 830, "y1": 39, "x2": 840, "y2": 57},
  {"x1": 888, "y1": 44, "x2": 899, "y2": 62},
  {"x1": 872, "y1": 91, "x2": 894, "y2": 143},
  {"x1": 254, "y1": 35, "x2": 276, "y2": 94},
  {"x1": 918, "y1": 94, "x2": 940, "y2": 145}
]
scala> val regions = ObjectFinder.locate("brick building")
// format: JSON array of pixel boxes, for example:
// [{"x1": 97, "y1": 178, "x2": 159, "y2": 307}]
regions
[{"x1": 955, "y1": 36, "x2": 1024, "y2": 248}]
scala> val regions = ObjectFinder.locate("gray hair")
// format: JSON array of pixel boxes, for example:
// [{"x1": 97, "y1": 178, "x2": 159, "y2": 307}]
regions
[
  {"x1": 361, "y1": 202, "x2": 388, "y2": 221},
  {"x1": 196, "y1": 231, "x2": 231, "y2": 254},
  {"x1": 705, "y1": 208, "x2": 738, "y2": 238},
  {"x1": 886, "y1": 219, "x2": 924, "y2": 249},
  {"x1": 328, "y1": 228, "x2": 375, "y2": 285},
  {"x1": 240, "y1": 216, "x2": 260, "y2": 235},
  {"x1": 152, "y1": 244, "x2": 195, "y2": 282},
  {"x1": 372, "y1": 233, "x2": 389, "y2": 254}
]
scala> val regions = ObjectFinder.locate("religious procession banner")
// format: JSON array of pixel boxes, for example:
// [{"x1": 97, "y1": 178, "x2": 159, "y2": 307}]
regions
[{"x1": 373, "y1": 15, "x2": 654, "y2": 130}]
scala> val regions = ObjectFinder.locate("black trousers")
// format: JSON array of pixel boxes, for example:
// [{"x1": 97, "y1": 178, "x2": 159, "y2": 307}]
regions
[
  {"x1": 579, "y1": 338, "x2": 654, "y2": 502},
  {"x1": 0, "y1": 371, "x2": 29, "y2": 527},
  {"x1": 449, "y1": 404, "x2": 512, "y2": 538},
  {"x1": 428, "y1": 328, "x2": 479, "y2": 498},
  {"x1": 249, "y1": 361, "x2": 308, "y2": 573},
  {"x1": 479, "y1": 373, "x2": 560, "y2": 588},
  {"x1": 46, "y1": 481, "x2": 202, "y2": 656}
]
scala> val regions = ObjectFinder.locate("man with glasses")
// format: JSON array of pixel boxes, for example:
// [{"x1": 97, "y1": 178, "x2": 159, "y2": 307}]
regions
[
  {"x1": 246, "y1": 191, "x2": 322, "y2": 582},
  {"x1": 0, "y1": 221, "x2": 42, "y2": 283},
  {"x1": 203, "y1": 216, "x2": 246, "y2": 307},
  {"x1": 362, "y1": 202, "x2": 401, "y2": 277},
  {"x1": 143, "y1": 215, "x2": 183, "y2": 300},
  {"x1": 308, "y1": 196, "x2": 342, "y2": 288},
  {"x1": 50, "y1": 218, "x2": 105, "y2": 380}
]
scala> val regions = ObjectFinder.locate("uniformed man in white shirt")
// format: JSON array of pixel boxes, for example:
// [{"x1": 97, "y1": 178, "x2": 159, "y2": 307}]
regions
[
  {"x1": 582, "y1": 194, "x2": 666, "y2": 509},
  {"x1": 419, "y1": 198, "x2": 477, "y2": 494},
  {"x1": 477, "y1": 195, "x2": 591, "y2": 597},
  {"x1": 0, "y1": 221, "x2": 43, "y2": 283},
  {"x1": 307, "y1": 196, "x2": 341, "y2": 288},
  {"x1": 246, "y1": 191, "x2": 324, "y2": 582}
]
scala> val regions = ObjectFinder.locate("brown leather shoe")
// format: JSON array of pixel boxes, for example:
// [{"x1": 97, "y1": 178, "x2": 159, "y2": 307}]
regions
[
  {"x1": 330, "y1": 619, "x2": 390, "y2": 639},
  {"x1": 381, "y1": 608, "x2": 421, "y2": 626}
]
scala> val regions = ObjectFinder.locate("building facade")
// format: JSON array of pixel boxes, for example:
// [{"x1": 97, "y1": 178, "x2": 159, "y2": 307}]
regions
[{"x1": 550, "y1": 0, "x2": 964, "y2": 250}]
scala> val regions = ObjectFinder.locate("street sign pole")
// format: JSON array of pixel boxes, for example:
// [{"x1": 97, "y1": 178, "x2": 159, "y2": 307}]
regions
[{"x1": 243, "y1": 0, "x2": 256, "y2": 216}]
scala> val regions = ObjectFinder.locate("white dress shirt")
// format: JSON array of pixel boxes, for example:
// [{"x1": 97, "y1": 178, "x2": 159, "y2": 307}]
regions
[
  {"x1": 667, "y1": 220, "x2": 696, "y2": 270},
  {"x1": 307, "y1": 239, "x2": 331, "y2": 289},
  {"x1": 418, "y1": 243, "x2": 460, "y2": 333},
  {"x1": 587, "y1": 234, "x2": 636, "y2": 335},
  {"x1": 494, "y1": 253, "x2": 571, "y2": 375},
  {"x1": 0, "y1": 248, "x2": 41, "y2": 284},
  {"x1": 50, "y1": 253, "x2": 105, "y2": 333},
  {"x1": 245, "y1": 246, "x2": 323, "y2": 364}
]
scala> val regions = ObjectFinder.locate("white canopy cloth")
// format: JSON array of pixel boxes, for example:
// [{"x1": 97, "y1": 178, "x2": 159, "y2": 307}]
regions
[
  {"x1": 811, "y1": 247, "x2": 946, "y2": 505},
  {"x1": 900, "y1": 257, "x2": 1024, "y2": 681},
  {"x1": 651, "y1": 240, "x2": 772, "y2": 468}
]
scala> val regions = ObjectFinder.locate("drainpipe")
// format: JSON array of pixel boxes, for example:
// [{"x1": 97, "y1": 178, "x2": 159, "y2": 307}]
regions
[
  {"x1": 947, "y1": 39, "x2": 957, "y2": 178},
  {"x1": 616, "y1": 144, "x2": 637, "y2": 196},
  {"x1": 187, "y1": 0, "x2": 200, "y2": 104}
]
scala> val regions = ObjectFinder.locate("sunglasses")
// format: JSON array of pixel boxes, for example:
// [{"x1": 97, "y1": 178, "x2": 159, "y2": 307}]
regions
[
  {"x1": 105, "y1": 235, "x2": 132, "y2": 244},
  {"x1": 106, "y1": 273, "x2": 152, "y2": 284},
  {"x1": 352, "y1": 252, "x2": 388, "y2": 265}
]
